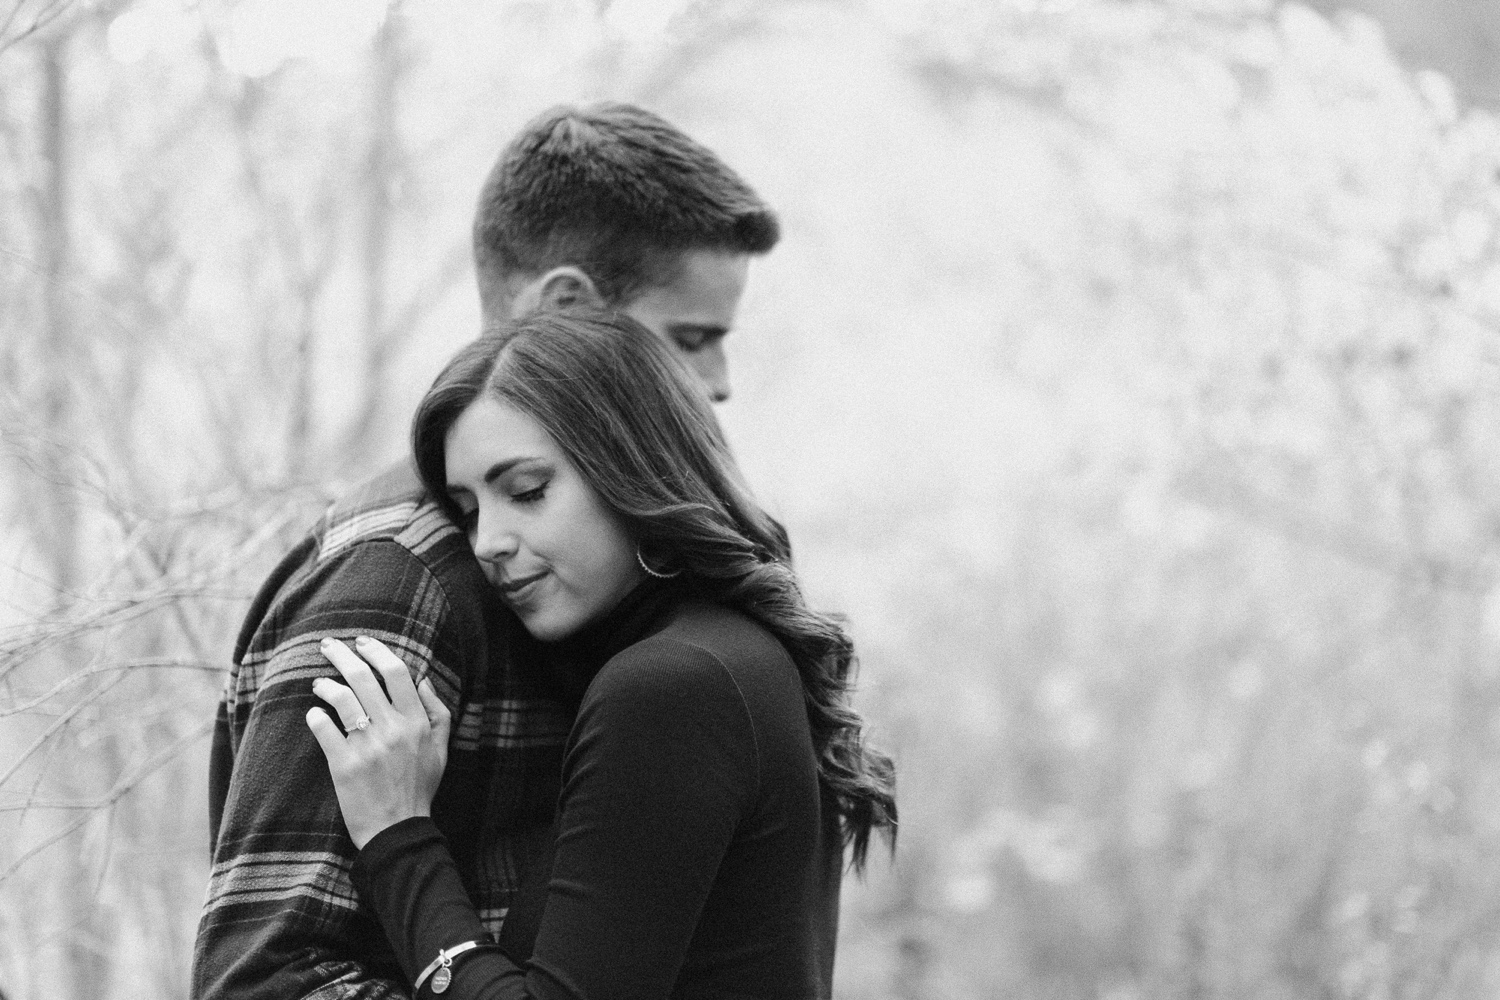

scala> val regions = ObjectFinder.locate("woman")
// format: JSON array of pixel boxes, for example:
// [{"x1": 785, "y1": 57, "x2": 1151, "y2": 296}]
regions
[{"x1": 305, "y1": 309, "x2": 896, "y2": 998}]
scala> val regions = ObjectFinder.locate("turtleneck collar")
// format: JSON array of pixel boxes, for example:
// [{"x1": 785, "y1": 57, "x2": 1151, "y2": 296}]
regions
[{"x1": 541, "y1": 576, "x2": 685, "y2": 706}]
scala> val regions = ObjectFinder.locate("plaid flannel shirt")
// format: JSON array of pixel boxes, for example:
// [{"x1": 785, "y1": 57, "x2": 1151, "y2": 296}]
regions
[{"x1": 192, "y1": 464, "x2": 571, "y2": 1000}]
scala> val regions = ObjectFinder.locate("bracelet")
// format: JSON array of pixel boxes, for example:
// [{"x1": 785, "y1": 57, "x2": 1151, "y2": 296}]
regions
[{"x1": 413, "y1": 937, "x2": 496, "y2": 995}]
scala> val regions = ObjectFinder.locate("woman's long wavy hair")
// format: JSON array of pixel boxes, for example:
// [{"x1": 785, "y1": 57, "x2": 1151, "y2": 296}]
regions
[{"x1": 413, "y1": 309, "x2": 896, "y2": 868}]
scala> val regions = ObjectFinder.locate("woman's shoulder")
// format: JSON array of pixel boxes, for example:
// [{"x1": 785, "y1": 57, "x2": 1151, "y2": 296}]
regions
[
  {"x1": 651, "y1": 601, "x2": 792, "y2": 673},
  {"x1": 671, "y1": 599, "x2": 785, "y2": 647},
  {"x1": 590, "y1": 602, "x2": 796, "y2": 709}
]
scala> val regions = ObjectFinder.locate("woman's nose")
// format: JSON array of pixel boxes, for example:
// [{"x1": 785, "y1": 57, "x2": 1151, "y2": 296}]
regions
[{"x1": 470, "y1": 507, "x2": 518, "y2": 563}]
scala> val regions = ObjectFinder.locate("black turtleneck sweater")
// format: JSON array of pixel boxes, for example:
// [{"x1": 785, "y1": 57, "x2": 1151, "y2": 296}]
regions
[{"x1": 350, "y1": 583, "x2": 844, "y2": 999}]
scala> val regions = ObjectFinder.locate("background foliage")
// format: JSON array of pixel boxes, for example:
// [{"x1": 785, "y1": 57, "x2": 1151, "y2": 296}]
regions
[{"x1": 4, "y1": 0, "x2": 1500, "y2": 997}]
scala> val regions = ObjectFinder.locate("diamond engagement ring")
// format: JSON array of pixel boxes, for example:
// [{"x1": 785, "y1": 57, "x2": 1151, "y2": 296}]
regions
[{"x1": 353, "y1": 715, "x2": 372, "y2": 732}]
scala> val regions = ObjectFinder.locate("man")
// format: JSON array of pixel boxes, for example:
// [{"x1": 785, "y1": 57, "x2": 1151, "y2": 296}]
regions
[{"x1": 192, "y1": 102, "x2": 778, "y2": 999}]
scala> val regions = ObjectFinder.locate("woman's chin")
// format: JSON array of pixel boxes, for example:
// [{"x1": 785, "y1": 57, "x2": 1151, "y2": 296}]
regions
[
  {"x1": 515, "y1": 606, "x2": 579, "y2": 643},
  {"x1": 521, "y1": 620, "x2": 565, "y2": 643},
  {"x1": 512, "y1": 579, "x2": 641, "y2": 644}
]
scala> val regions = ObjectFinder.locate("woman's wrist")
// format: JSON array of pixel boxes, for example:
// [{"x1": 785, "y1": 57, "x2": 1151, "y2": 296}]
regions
[
  {"x1": 356, "y1": 815, "x2": 441, "y2": 867},
  {"x1": 412, "y1": 937, "x2": 502, "y2": 995},
  {"x1": 349, "y1": 806, "x2": 430, "y2": 850},
  {"x1": 351, "y1": 815, "x2": 497, "y2": 988}
]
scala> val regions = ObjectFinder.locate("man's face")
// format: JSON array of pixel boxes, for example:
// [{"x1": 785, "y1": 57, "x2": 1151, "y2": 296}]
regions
[{"x1": 620, "y1": 249, "x2": 750, "y2": 404}]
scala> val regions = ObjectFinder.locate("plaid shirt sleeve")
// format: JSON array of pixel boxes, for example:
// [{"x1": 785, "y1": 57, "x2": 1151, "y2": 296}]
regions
[{"x1": 193, "y1": 524, "x2": 488, "y2": 1000}]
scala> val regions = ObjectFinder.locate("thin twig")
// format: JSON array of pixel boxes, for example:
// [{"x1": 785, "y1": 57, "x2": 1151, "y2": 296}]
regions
[
  {"x1": 0, "y1": 502, "x2": 304, "y2": 673},
  {"x1": 1, "y1": 809, "x2": 94, "y2": 880},
  {"x1": 0, "y1": 717, "x2": 214, "y2": 881},
  {"x1": 0, "y1": 586, "x2": 245, "y2": 680},
  {"x1": 0, "y1": 658, "x2": 221, "y2": 718},
  {"x1": 0, "y1": 716, "x2": 215, "y2": 817},
  {"x1": 1181, "y1": 467, "x2": 1497, "y2": 592},
  {"x1": 0, "y1": 669, "x2": 127, "y2": 792},
  {"x1": 0, "y1": 0, "x2": 68, "y2": 58}
]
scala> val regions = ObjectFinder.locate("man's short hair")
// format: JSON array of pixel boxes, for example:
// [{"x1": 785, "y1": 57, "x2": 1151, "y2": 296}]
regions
[{"x1": 474, "y1": 102, "x2": 780, "y2": 305}]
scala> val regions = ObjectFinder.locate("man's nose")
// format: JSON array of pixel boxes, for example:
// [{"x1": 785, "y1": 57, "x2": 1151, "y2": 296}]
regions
[{"x1": 691, "y1": 344, "x2": 731, "y2": 403}]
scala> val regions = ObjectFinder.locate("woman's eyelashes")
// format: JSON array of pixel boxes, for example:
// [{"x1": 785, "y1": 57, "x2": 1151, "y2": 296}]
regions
[
  {"x1": 513, "y1": 479, "x2": 549, "y2": 503},
  {"x1": 449, "y1": 481, "x2": 546, "y2": 533},
  {"x1": 481, "y1": 457, "x2": 554, "y2": 507}
]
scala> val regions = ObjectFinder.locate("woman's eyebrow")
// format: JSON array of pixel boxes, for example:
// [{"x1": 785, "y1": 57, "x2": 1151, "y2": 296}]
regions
[{"x1": 482, "y1": 456, "x2": 543, "y2": 485}]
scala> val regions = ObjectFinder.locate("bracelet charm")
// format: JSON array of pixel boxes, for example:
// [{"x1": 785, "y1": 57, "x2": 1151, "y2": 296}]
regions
[{"x1": 414, "y1": 937, "x2": 493, "y2": 995}]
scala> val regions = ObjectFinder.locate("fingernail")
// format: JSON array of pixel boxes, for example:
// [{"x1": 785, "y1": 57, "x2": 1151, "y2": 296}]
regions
[
  {"x1": 320, "y1": 637, "x2": 334, "y2": 647},
  {"x1": 354, "y1": 636, "x2": 370, "y2": 646}
]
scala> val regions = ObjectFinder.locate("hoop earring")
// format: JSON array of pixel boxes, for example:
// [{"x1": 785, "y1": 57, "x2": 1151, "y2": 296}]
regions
[{"x1": 636, "y1": 546, "x2": 682, "y2": 580}]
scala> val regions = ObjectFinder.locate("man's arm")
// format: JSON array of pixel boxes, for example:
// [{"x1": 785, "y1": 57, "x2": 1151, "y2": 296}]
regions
[{"x1": 193, "y1": 537, "x2": 484, "y2": 1000}]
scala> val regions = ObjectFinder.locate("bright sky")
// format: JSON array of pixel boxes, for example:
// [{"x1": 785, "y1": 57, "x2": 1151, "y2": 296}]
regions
[
  {"x1": 107, "y1": 0, "x2": 697, "y2": 76},
  {"x1": 109, "y1": 0, "x2": 390, "y2": 75}
]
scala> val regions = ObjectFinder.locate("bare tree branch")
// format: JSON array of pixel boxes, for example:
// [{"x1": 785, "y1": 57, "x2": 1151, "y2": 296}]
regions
[
  {"x1": 0, "y1": 669, "x2": 127, "y2": 792},
  {"x1": 0, "y1": 716, "x2": 215, "y2": 879},
  {"x1": 0, "y1": 0, "x2": 69, "y2": 59},
  {"x1": 0, "y1": 658, "x2": 222, "y2": 718},
  {"x1": 0, "y1": 501, "x2": 306, "y2": 675},
  {"x1": 337, "y1": 241, "x2": 468, "y2": 463},
  {"x1": 1181, "y1": 463, "x2": 1496, "y2": 592}
]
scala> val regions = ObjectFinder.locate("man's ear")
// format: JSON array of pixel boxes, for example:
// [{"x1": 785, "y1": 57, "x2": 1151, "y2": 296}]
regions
[{"x1": 517, "y1": 266, "x2": 605, "y2": 315}]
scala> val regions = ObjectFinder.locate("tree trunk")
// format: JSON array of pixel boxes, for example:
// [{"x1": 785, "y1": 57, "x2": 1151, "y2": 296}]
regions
[
  {"x1": 40, "y1": 34, "x2": 117, "y2": 1000},
  {"x1": 343, "y1": 9, "x2": 403, "y2": 471},
  {"x1": 39, "y1": 34, "x2": 78, "y2": 600}
]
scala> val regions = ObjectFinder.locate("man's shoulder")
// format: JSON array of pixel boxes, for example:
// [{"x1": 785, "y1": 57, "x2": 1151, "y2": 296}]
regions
[
  {"x1": 315, "y1": 461, "x2": 460, "y2": 566},
  {"x1": 291, "y1": 460, "x2": 483, "y2": 607},
  {"x1": 231, "y1": 462, "x2": 484, "y2": 665}
]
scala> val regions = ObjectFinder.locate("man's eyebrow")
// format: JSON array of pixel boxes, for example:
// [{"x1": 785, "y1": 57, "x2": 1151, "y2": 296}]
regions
[{"x1": 666, "y1": 323, "x2": 730, "y2": 338}]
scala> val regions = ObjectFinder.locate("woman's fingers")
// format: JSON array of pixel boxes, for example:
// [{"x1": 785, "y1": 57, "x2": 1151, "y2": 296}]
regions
[
  {"x1": 311, "y1": 675, "x2": 371, "y2": 734},
  {"x1": 418, "y1": 677, "x2": 452, "y2": 743},
  {"x1": 353, "y1": 636, "x2": 424, "y2": 718},
  {"x1": 321, "y1": 638, "x2": 393, "y2": 724},
  {"x1": 306, "y1": 706, "x2": 348, "y2": 762},
  {"x1": 414, "y1": 678, "x2": 451, "y2": 805}
]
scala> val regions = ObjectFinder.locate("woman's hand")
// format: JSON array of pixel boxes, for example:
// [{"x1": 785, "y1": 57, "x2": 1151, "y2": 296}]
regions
[{"x1": 306, "y1": 636, "x2": 452, "y2": 849}]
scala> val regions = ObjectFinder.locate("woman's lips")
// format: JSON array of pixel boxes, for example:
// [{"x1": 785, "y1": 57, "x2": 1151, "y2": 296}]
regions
[{"x1": 498, "y1": 570, "x2": 547, "y2": 604}]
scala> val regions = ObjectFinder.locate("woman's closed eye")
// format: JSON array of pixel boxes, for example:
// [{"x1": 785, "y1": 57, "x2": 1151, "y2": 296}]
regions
[{"x1": 510, "y1": 481, "x2": 549, "y2": 504}]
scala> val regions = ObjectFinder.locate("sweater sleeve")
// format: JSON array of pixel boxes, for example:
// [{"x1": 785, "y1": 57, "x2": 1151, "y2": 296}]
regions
[
  {"x1": 351, "y1": 638, "x2": 759, "y2": 1000},
  {"x1": 353, "y1": 818, "x2": 495, "y2": 979},
  {"x1": 193, "y1": 539, "x2": 485, "y2": 1000}
]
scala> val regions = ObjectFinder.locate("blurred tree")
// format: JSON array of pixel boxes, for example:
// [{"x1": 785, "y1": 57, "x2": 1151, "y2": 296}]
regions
[
  {"x1": 6, "y1": 1, "x2": 1500, "y2": 998},
  {"x1": 339, "y1": 6, "x2": 469, "y2": 468},
  {"x1": 0, "y1": 3, "x2": 453, "y2": 995},
  {"x1": 1303, "y1": 0, "x2": 1500, "y2": 109},
  {"x1": 0, "y1": 0, "x2": 69, "y2": 57},
  {"x1": 35, "y1": 33, "x2": 76, "y2": 595}
]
